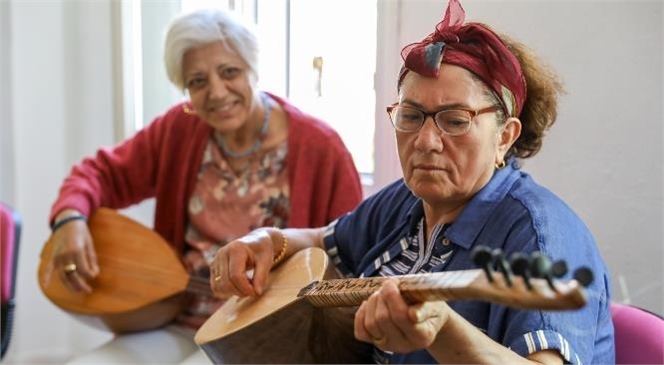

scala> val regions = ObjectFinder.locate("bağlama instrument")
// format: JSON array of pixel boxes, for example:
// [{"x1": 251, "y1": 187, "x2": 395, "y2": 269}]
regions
[
  {"x1": 195, "y1": 246, "x2": 593, "y2": 364},
  {"x1": 38, "y1": 208, "x2": 212, "y2": 333}
]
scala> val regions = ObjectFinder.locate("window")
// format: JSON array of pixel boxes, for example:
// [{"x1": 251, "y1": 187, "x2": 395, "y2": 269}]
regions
[
  {"x1": 118, "y1": 0, "x2": 397, "y2": 193},
  {"x1": 285, "y1": 0, "x2": 376, "y2": 178}
]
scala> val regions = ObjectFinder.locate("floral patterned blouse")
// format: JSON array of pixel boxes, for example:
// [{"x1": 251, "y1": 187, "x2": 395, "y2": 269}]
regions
[{"x1": 176, "y1": 135, "x2": 289, "y2": 328}]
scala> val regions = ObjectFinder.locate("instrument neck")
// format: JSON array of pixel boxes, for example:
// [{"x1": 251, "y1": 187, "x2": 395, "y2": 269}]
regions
[
  {"x1": 298, "y1": 269, "x2": 587, "y2": 311},
  {"x1": 187, "y1": 276, "x2": 214, "y2": 297}
]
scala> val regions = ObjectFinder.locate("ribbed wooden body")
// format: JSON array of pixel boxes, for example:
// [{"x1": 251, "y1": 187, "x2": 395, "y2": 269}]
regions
[{"x1": 38, "y1": 208, "x2": 208, "y2": 333}]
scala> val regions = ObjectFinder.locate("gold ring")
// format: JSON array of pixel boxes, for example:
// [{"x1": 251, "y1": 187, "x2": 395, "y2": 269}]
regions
[
  {"x1": 373, "y1": 336, "x2": 387, "y2": 346},
  {"x1": 213, "y1": 275, "x2": 222, "y2": 282},
  {"x1": 63, "y1": 263, "x2": 77, "y2": 274}
]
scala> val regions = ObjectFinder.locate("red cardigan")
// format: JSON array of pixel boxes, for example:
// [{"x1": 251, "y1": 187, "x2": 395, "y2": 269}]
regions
[{"x1": 50, "y1": 93, "x2": 363, "y2": 252}]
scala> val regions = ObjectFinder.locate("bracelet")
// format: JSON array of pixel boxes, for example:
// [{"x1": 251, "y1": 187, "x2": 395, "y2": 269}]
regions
[
  {"x1": 272, "y1": 227, "x2": 288, "y2": 266},
  {"x1": 51, "y1": 214, "x2": 87, "y2": 233}
]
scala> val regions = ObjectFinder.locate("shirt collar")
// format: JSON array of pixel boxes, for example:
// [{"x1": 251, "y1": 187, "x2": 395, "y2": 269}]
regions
[
  {"x1": 403, "y1": 160, "x2": 521, "y2": 250},
  {"x1": 446, "y1": 161, "x2": 520, "y2": 249}
]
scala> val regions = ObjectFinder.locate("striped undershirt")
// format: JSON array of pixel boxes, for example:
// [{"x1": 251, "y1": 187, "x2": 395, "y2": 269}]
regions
[{"x1": 378, "y1": 218, "x2": 454, "y2": 277}]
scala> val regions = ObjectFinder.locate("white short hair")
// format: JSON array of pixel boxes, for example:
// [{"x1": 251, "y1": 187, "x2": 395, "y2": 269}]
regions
[{"x1": 163, "y1": 9, "x2": 259, "y2": 91}]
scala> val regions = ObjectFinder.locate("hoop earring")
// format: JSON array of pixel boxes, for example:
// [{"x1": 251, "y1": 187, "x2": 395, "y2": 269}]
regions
[
  {"x1": 182, "y1": 103, "x2": 196, "y2": 115},
  {"x1": 495, "y1": 160, "x2": 506, "y2": 169}
]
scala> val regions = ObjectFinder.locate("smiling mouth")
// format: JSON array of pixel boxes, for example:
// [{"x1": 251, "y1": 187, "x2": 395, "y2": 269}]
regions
[{"x1": 208, "y1": 100, "x2": 239, "y2": 113}]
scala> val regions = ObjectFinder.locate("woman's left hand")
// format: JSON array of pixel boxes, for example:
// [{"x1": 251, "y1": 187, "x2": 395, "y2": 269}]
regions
[{"x1": 354, "y1": 278, "x2": 451, "y2": 353}]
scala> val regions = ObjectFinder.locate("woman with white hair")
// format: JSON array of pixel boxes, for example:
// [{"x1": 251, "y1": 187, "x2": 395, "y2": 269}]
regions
[{"x1": 44, "y1": 8, "x2": 362, "y2": 364}]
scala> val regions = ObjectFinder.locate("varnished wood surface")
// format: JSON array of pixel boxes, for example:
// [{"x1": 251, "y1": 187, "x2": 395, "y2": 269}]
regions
[
  {"x1": 195, "y1": 248, "x2": 329, "y2": 343},
  {"x1": 38, "y1": 208, "x2": 199, "y2": 333},
  {"x1": 195, "y1": 248, "x2": 373, "y2": 363}
]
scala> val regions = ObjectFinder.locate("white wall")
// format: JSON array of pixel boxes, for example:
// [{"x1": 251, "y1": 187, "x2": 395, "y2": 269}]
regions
[
  {"x1": 2, "y1": 1, "x2": 116, "y2": 363},
  {"x1": 1, "y1": 1, "x2": 14, "y2": 205},
  {"x1": 1, "y1": 0, "x2": 662, "y2": 363}
]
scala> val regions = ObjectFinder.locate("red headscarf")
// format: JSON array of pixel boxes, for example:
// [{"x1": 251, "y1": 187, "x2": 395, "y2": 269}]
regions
[{"x1": 398, "y1": 0, "x2": 527, "y2": 117}]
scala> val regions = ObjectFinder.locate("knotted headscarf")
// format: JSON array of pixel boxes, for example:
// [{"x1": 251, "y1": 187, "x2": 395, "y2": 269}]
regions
[{"x1": 398, "y1": 0, "x2": 527, "y2": 117}]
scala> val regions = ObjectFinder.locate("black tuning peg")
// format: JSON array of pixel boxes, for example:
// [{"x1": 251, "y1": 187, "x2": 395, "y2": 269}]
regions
[
  {"x1": 491, "y1": 248, "x2": 514, "y2": 287},
  {"x1": 472, "y1": 245, "x2": 494, "y2": 283},
  {"x1": 573, "y1": 267, "x2": 594, "y2": 287},
  {"x1": 509, "y1": 252, "x2": 533, "y2": 290},
  {"x1": 530, "y1": 251, "x2": 551, "y2": 278},
  {"x1": 530, "y1": 252, "x2": 562, "y2": 292},
  {"x1": 551, "y1": 260, "x2": 568, "y2": 278}
]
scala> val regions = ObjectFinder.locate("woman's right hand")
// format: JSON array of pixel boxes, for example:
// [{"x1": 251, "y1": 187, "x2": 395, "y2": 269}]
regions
[
  {"x1": 50, "y1": 212, "x2": 100, "y2": 293},
  {"x1": 209, "y1": 228, "x2": 277, "y2": 299}
]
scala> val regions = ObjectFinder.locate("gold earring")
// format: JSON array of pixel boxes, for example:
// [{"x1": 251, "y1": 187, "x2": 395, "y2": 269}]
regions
[
  {"x1": 182, "y1": 103, "x2": 196, "y2": 115},
  {"x1": 495, "y1": 160, "x2": 506, "y2": 169}
]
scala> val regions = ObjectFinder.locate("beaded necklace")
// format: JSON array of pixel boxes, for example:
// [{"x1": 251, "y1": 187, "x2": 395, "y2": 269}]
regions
[{"x1": 215, "y1": 92, "x2": 271, "y2": 159}]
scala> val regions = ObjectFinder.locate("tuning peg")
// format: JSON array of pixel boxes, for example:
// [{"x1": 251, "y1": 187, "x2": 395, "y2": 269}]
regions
[
  {"x1": 551, "y1": 260, "x2": 568, "y2": 278},
  {"x1": 531, "y1": 252, "x2": 563, "y2": 291},
  {"x1": 491, "y1": 248, "x2": 514, "y2": 287},
  {"x1": 509, "y1": 252, "x2": 532, "y2": 290},
  {"x1": 472, "y1": 245, "x2": 494, "y2": 283},
  {"x1": 530, "y1": 252, "x2": 551, "y2": 278},
  {"x1": 573, "y1": 267, "x2": 594, "y2": 287}
]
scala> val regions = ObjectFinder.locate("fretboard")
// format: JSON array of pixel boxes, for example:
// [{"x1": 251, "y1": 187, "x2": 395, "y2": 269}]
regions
[
  {"x1": 297, "y1": 269, "x2": 586, "y2": 311},
  {"x1": 187, "y1": 276, "x2": 215, "y2": 297}
]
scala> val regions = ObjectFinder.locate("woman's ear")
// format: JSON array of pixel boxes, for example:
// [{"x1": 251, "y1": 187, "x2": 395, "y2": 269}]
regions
[{"x1": 496, "y1": 117, "x2": 522, "y2": 160}]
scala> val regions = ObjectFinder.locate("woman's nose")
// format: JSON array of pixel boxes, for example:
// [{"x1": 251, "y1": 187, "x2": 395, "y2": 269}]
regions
[
  {"x1": 208, "y1": 75, "x2": 228, "y2": 98},
  {"x1": 414, "y1": 116, "x2": 444, "y2": 152}
]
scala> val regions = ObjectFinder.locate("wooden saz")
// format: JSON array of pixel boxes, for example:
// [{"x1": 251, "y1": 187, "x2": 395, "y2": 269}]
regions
[
  {"x1": 38, "y1": 208, "x2": 211, "y2": 333},
  {"x1": 194, "y1": 247, "x2": 589, "y2": 364}
]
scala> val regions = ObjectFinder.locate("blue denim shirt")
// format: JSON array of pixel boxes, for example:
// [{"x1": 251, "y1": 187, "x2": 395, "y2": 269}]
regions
[{"x1": 323, "y1": 163, "x2": 615, "y2": 364}]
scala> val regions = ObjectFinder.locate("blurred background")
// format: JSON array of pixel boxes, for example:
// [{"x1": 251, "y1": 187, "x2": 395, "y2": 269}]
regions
[{"x1": 1, "y1": 0, "x2": 662, "y2": 363}]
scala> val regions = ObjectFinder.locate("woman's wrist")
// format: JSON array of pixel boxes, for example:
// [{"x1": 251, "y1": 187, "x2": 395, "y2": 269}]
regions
[
  {"x1": 270, "y1": 227, "x2": 288, "y2": 266},
  {"x1": 51, "y1": 209, "x2": 87, "y2": 233}
]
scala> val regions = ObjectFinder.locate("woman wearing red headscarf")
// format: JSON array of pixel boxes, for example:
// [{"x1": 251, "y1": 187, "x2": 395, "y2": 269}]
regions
[{"x1": 210, "y1": 0, "x2": 614, "y2": 363}]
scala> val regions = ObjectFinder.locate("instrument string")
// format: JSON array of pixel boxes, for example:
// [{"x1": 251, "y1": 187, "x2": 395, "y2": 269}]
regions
[
  {"x1": 74, "y1": 253, "x2": 602, "y2": 308},
  {"x1": 85, "y1": 253, "x2": 213, "y2": 296}
]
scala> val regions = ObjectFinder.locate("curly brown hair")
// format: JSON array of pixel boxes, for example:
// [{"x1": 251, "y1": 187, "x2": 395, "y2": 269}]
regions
[{"x1": 493, "y1": 30, "x2": 566, "y2": 160}]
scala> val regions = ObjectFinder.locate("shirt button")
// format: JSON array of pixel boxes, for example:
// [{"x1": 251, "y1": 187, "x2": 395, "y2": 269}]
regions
[{"x1": 441, "y1": 237, "x2": 450, "y2": 246}]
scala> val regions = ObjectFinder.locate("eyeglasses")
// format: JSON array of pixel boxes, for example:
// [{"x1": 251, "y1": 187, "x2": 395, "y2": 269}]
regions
[{"x1": 386, "y1": 104, "x2": 501, "y2": 135}]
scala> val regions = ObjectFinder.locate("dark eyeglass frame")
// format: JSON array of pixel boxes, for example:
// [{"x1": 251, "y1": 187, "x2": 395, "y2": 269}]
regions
[{"x1": 386, "y1": 104, "x2": 502, "y2": 135}]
